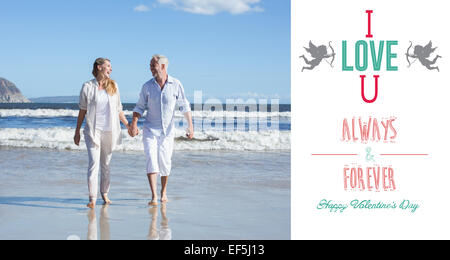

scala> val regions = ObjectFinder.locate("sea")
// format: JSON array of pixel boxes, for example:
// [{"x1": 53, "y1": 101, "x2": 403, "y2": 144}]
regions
[
  {"x1": 0, "y1": 103, "x2": 290, "y2": 151},
  {"x1": 0, "y1": 103, "x2": 291, "y2": 239}
]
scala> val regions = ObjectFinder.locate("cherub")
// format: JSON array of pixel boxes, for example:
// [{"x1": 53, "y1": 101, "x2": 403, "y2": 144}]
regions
[
  {"x1": 299, "y1": 41, "x2": 335, "y2": 72},
  {"x1": 405, "y1": 41, "x2": 442, "y2": 72}
]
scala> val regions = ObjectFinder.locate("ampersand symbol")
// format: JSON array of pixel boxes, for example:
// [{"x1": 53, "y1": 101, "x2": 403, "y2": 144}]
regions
[{"x1": 366, "y1": 147, "x2": 375, "y2": 162}]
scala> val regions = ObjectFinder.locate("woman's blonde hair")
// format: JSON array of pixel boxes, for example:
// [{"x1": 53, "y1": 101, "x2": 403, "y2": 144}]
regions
[
  {"x1": 92, "y1": 57, "x2": 117, "y2": 95},
  {"x1": 105, "y1": 79, "x2": 117, "y2": 96}
]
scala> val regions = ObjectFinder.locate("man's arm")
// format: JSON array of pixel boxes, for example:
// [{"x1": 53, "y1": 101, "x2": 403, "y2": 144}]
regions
[
  {"x1": 184, "y1": 111, "x2": 194, "y2": 139},
  {"x1": 176, "y1": 81, "x2": 194, "y2": 139},
  {"x1": 129, "y1": 85, "x2": 148, "y2": 137},
  {"x1": 129, "y1": 112, "x2": 141, "y2": 137}
]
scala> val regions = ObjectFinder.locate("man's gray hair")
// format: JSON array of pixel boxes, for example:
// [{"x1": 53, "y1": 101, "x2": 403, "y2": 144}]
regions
[{"x1": 152, "y1": 54, "x2": 169, "y2": 69}]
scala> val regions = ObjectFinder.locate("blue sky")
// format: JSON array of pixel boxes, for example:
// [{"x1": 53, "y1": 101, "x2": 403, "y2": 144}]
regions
[{"x1": 0, "y1": 0, "x2": 290, "y2": 103}]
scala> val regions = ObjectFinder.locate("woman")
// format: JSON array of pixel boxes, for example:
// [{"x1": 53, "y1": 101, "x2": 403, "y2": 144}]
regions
[{"x1": 74, "y1": 58, "x2": 130, "y2": 208}]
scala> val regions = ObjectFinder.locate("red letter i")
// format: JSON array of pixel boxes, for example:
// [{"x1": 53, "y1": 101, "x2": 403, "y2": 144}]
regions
[{"x1": 366, "y1": 10, "x2": 373, "y2": 38}]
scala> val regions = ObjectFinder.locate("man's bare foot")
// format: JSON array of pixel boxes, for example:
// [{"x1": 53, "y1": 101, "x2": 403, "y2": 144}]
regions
[
  {"x1": 160, "y1": 194, "x2": 169, "y2": 203},
  {"x1": 102, "y1": 194, "x2": 112, "y2": 205}
]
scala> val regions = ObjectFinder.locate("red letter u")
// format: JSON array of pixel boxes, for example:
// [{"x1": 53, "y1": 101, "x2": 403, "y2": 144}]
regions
[{"x1": 360, "y1": 75, "x2": 379, "y2": 103}]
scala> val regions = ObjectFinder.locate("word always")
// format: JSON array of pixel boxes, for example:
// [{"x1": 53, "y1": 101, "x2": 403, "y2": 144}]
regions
[{"x1": 342, "y1": 116, "x2": 397, "y2": 143}]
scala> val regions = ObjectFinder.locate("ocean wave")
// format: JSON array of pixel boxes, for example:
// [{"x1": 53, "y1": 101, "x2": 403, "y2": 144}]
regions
[
  {"x1": 0, "y1": 109, "x2": 80, "y2": 118},
  {"x1": 0, "y1": 127, "x2": 290, "y2": 151},
  {"x1": 0, "y1": 109, "x2": 290, "y2": 119}
]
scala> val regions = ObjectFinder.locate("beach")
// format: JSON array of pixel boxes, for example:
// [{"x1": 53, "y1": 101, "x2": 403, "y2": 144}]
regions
[
  {"x1": 0, "y1": 103, "x2": 290, "y2": 239},
  {"x1": 0, "y1": 147, "x2": 290, "y2": 240}
]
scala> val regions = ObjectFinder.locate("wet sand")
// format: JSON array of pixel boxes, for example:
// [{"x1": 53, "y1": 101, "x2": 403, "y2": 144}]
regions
[{"x1": 0, "y1": 147, "x2": 290, "y2": 239}]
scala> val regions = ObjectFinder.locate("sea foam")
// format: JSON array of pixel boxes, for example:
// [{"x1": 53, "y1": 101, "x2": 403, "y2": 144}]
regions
[
  {"x1": 0, "y1": 127, "x2": 290, "y2": 151},
  {"x1": 0, "y1": 109, "x2": 290, "y2": 119}
]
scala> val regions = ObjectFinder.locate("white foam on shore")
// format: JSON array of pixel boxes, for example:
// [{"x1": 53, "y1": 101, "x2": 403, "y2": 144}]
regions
[
  {"x1": 0, "y1": 127, "x2": 290, "y2": 151},
  {"x1": 0, "y1": 109, "x2": 290, "y2": 119},
  {"x1": 0, "y1": 109, "x2": 80, "y2": 118}
]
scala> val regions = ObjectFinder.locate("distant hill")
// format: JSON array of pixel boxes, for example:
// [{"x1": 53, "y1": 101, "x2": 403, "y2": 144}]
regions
[
  {"x1": 29, "y1": 96, "x2": 79, "y2": 103},
  {"x1": 0, "y1": 77, "x2": 31, "y2": 103}
]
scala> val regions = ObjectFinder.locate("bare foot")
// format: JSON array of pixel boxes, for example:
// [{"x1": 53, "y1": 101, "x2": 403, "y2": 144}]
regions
[
  {"x1": 148, "y1": 200, "x2": 158, "y2": 207},
  {"x1": 87, "y1": 201, "x2": 96, "y2": 208},
  {"x1": 160, "y1": 194, "x2": 169, "y2": 203},
  {"x1": 102, "y1": 194, "x2": 112, "y2": 205}
]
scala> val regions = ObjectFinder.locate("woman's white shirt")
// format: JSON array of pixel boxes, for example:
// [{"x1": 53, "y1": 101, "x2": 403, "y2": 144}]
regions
[
  {"x1": 95, "y1": 89, "x2": 111, "y2": 131},
  {"x1": 78, "y1": 79, "x2": 123, "y2": 150}
]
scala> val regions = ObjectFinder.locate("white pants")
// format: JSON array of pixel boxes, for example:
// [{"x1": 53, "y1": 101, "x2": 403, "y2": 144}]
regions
[
  {"x1": 143, "y1": 129, "x2": 175, "y2": 176},
  {"x1": 85, "y1": 130, "x2": 113, "y2": 201}
]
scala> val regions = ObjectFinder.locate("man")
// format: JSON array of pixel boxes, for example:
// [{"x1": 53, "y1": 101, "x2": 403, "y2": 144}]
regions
[{"x1": 130, "y1": 54, "x2": 194, "y2": 206}]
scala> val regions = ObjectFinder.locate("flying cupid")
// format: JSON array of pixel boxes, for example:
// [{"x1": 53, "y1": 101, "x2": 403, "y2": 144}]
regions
[
  {"x1": 299, "y1": 41, "x2": 336, "y2": 72},
  {"x1": 405, "y1": 41, "x2": 442, "y2": 72}
]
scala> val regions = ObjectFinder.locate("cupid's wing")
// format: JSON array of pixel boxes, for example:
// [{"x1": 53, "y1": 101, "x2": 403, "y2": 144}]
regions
[{"x1": 424, "y1": 41, "x2": 437, "y2": 54}]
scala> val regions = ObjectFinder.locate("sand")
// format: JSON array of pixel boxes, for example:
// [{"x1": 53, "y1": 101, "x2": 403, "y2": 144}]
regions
[{"x1": 0, "y1": 147, "x2": 290, "y2": 239}]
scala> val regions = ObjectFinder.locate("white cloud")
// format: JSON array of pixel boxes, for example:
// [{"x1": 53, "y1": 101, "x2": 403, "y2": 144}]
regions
[
  {"x1": 134, "y1": 4, "x2": 151, "y2": 12},
  {"x1": 157, "y1": 0, "x2": 263, "y2": 15}
]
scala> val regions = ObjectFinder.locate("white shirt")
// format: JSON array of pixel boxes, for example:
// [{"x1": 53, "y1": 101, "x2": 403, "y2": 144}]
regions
[
  {"x1": 133, "y1": 75, "x2": 191, "y2": 137},
  {"x1": 78, "y1": 79, "x2": 123, "y2": 149},
  {"x1": 95, "y1": 89, "x2": 111, "y2": 131}
]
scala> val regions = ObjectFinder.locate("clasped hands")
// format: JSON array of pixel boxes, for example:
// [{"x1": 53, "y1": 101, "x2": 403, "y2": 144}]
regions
[
  {"x1": 127, "y1": 123, "x2": 139, "y2": 137},
  {"x1": 126, "y1": 123, "x2": 194, "y2": 139}
]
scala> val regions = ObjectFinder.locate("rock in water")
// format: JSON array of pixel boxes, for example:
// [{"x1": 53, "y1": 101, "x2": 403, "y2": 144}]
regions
[{"x1": 0, "y1": 77, "x2": 31, "y2": 103}]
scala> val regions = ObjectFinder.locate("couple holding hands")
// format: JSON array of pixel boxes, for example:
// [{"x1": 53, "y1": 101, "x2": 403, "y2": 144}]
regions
[{"x1": 74, "y1": 55, "x2": 194, "y2": 208}]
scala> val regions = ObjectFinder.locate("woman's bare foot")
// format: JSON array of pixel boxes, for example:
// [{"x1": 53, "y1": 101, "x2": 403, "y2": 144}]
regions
[{"x1": 87, "y1": 201, "x2": 96, "y2": 208}]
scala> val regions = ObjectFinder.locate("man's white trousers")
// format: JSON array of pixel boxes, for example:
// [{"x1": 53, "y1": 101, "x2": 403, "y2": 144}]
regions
[{"x1": 143, "y1": 128, "x2": 174, "y2": 176}]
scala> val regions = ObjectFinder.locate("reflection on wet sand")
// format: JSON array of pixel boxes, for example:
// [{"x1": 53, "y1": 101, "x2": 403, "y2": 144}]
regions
[
  {"x1": 87, "y1": 205, "x2": 110, "y2": 240},
  {"x1": 86, "y1": 203, "x2": 171, "y2": 240},
  {"x1": 147, "y1": 203, "x2": 172, "y2": 240}
]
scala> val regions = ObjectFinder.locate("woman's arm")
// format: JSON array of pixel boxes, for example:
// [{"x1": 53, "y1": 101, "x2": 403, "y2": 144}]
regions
[
  {"x1": 119, "y1": 111, "x2": 129, "y2": 129},
  {"x1": 74, "y1": 109, "x2": 87, "y2": 146},
  {"x1": 116, "y1": 88, "x2": 129, "y2": 129}
]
